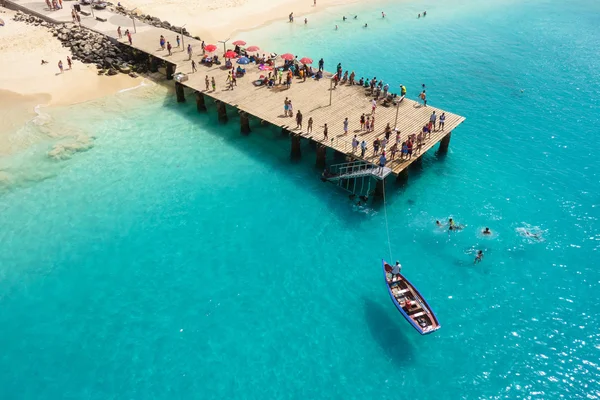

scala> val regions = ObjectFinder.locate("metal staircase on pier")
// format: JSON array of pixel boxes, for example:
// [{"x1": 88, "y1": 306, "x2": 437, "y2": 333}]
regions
[{"x1": 322, "y1": 161, "x2": 392, "y2": 196}]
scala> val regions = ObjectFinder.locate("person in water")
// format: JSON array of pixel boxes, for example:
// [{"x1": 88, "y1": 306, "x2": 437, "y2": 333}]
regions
[
  {"x1": 474, "y1": 250, "x2": 484, "y2": 264},
  {"x1": 483, "y1": 227, "x2": 492, "y2": 235},
  {"x1": 448, "y1": 218, "x2": 463, "y2": 231},
  {"x1": 436, "y1": 220, "x2": 443, "y2": 227},
  {"x1": 364, "y1": 23, "x2": 368, "y2": 28}
]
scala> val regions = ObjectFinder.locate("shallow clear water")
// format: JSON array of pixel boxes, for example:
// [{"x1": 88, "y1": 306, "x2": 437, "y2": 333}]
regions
[{"x1": 1, "y1": 0, "x2": 600, "y2": 398}]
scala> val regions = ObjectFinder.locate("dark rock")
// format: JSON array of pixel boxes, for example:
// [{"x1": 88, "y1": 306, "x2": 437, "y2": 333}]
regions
[{"x1": 107, "y1": 68, "x2": 118, "y2": 76}]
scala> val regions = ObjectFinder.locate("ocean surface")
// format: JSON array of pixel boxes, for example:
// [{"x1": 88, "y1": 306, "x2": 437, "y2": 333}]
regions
[{"x1": 1, "y1": 0, "x2": 599, "y2": 398}]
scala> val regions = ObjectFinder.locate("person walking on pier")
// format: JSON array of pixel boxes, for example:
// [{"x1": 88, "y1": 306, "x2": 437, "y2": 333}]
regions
[
  {"x1": 58, "y1": 60, "x2": 63, "y2": 74},
  {"x1": 296, "y1": 110, "x2": 303, "y2": 129},
  {"x1": 318, "y1": 58, "x2": 324, "y2": 72},
  {"x1": 360, "y1": 140, "x2": 367, "y2": 157},
  {"x1": 191, "y1": 60, "x2": 197, "y2": 73},
  {"x1": 160, "y1": 35, "x2": 166, "y2": 50},
  {"x1": 67, "y1": 56, "x2": 72, "y2": 70},
  {"x1": 176, "y1": 35, "x2": 181, "y2": 48},
  {"x1": 226, "y1": 72, "x2": 234, "y2": 90},
  {"x1": 371, "y1": 98, "x2": 377, "y2": 115},
  {"x1": 343, "y1": 117, "x2": 349, "y2": 135},
  {"x1": 205, "y1": 75, "x2": 210, "y2": 90},
  {"x1": 360, "y1": 114, "x2": 365, "y2": 131},
  {"x1": 187, "y1": 44, "x2": 193, "y2": 60},
  {"x1": 117, "y1": 26, "x2": 122, "y2": 39},
  {"x1": 307, "y1": 117, "x2": 313, "y2": 133},
  {"x1": 429, "y1": 111, "x2": 437, "y2": 131},
  {"x1": 323, "y1": 123, "x2": 328, "y2": 141},
  {"x1": 439, "y1": 112, "x2": 446, "y2": 131},
  {"x1": 352, "y1": 135, "x2": 359, "y2": 153},
  {"x1": 167, "y1": 41, "x2": 172, "y2": 56},
  {"x1": 370, "y1": 116, "x2": 375, "y2": 133},
  {"x1": 211, "y1": 77, "x2": 216, "y2": 91},
  {"x1": 127, "y1": 30, "x2": 132, "y2": 45}
]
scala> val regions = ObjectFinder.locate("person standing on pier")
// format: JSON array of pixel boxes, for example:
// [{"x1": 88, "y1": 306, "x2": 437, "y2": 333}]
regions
[
  {"x1": 323, "y1": 123, "x2": 328, "y2": 141},
  {"x1": 288, "y1": 100, "x2": 293, "y2": 117},
  {"x1": 284, "y1": 97, "x2": 289, "y2": 116},
  {"x1": 307, "y1": 117, "x2": 313, "y2": 133},
  {"x1": 318, "y1": 58, "x2": 324, "y2": 72},
  {"x1": 127, "y1": 30, "x2": 132, "y2": 45},
  {"x1": 176, "y1": 35, "x2": 181, "y2": 47},
  {"x1": 67, "y1": 56, "x2": 72, "y2": 70},
  {"x1": 167, "y1": 41, "x2": 172, "y2": 56},
  {"x1": 352, "y1": 135, "x2": 359, "y2": 153},
  {"x1": 211, "y1": 77, "x2": 216, "y2": 91},
  {"x1": 343, "y1": 117, "x2": 349, "y2": 135},
  {"x1": 191, "y1": 60, "x2": 197, "y2": 73},
  {"x1": 58, "y1": 60, "x2": 63, "y2": 74},
  {"x1": 201, "y1": 41, "x2": 206, "y2": 55},
  {"x1": 205, "y1": 75, "x2": 210, "y2": 90},
  {"x1": 360, "y1": 140, "x2": 367, "y2": 157},
  {"x1": 187, "y1": 44, "x2": 193, "y2": 60},
  {"x1": 371, "y1": 98, "x2": 377, "y2": 115},
  {"x1": 439, "y1": 112, "x2": 446, "y2": 131},
  {"x1": 429, "y1": 111, "x2": 437, "y2": 131},
  {"x1": 370, "y1": 116, "x2": 375, "y2": 133},
  {"x1": 296, "y1": 110, "x2": 303, "y2": 129},
  {"x1": 360, "y1": 114, "x2": 365, "y2": 131},
  {"x1": 378, "y1": 152, "x2": 387, "y2": 174},
  {"x1": 117, "y1": 26, "x2": 122, "y2": 39},
  {"x1": 420, "y1": 90, "x2": 427, "y2": 106},
  {"x1": 160, "y1": 35, "x2": 166, "y2": 50}
]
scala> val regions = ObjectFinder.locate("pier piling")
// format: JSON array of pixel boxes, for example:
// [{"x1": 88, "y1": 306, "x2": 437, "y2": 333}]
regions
[
  {"x1": 175, "y1": 82, "x2": 185, "y2": 103},
  {"x1": 396, "y1": 168, "x2": 409, "y2": 185},
  {"x1": 240, "y1": 112, "x2": 251, "y2": 134},
  {"x1": 216, "y1": 101, "x2": 228, "y2": 122},
  {"x1": 195, "y1": 91, "x2": 207, "y2": 111},
  {"x1": 291, "y1": 133, "x2": 302, "y2": 158},
  {"x1": 316, "y1": 144, "x2": 327, "y2": 168},
  {"x1": 375, "y1": 179, "x2": 385, "y2": 197},
  {"x1": 166, "y1": 63, "x2": 175, "y2": 80},
  {"x1": 438, "y1": 132, "x2": 452, "y2": 154}
]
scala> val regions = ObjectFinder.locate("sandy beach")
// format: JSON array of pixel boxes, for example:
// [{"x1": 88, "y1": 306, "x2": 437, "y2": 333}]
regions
[
  {"x1": 119, "y1": 0, "x2": 363, "y2": 43},
  {"x1": 0, "y1": 7, "x2": 142, "y2": 154}
]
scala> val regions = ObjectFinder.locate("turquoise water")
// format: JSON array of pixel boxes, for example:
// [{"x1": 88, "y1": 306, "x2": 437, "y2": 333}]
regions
[{"x1": 2, "y1": 0, "x2": 600, "y2": 398}]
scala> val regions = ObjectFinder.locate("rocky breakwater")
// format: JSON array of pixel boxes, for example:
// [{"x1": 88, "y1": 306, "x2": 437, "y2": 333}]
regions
[{"x1": 12, "y1": 10, "x2": 148, "y2": 77}]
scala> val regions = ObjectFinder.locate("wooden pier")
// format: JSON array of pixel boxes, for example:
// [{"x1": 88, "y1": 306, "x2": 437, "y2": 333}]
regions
[{"x1": 6, "y1": 0, "x2": 466, "y2": 183}]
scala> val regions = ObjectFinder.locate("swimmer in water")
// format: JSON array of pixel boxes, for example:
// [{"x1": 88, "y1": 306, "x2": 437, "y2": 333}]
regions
[
  {"x1": 364, "y1": 23, "x2": 368, "y2": 28},
  {"x1": 354, "y1": 15, "x2": 357, "y2": 19},
  {"x1": 343, "y1": 16, "x2": 346, "y2": 21},
  {"x1": 418, "y1": 13, "x2": 421, "y2": 18},
  {"x1": 474, "y1": 250, "x2": 483, "y2": 264},
  {"x1": 483, "y1": 227, "x2": 492, "y2": 235},
  {"x1": 448, "y1": 218, "x2": 464, "y2": 231},
  {"x1": 524, "y1": 230, "x2": 540, "y2": 239},
  {"x1": 436, "y1": 220, "x2": 443, "y2": 227}
]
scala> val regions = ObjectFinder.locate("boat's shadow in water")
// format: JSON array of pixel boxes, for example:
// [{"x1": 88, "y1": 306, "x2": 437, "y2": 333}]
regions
[{"x1": 363, "y1": 298, "x2": 414, "y2": 367}]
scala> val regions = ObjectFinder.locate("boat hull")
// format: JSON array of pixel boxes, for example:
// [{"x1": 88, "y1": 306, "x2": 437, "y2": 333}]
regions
[{"x1": 382, "y1": 259, "x2": 440, "y2": 335}]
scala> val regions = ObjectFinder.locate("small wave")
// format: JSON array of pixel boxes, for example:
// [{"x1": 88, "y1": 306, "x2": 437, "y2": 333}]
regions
[
  {"x1": 32, "y1": 104, "x2": 52, "y2": 126},
  {"x1": 118, "y1": 79, "x2": 153, "y2": 93},
  {"x1": 47, "y1": 135, "x2": 95, "y2": 160}
]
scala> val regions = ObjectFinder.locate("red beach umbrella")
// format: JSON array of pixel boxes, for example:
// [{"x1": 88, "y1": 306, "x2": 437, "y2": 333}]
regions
[
  {"x1": 232, "y1": 40, "x2": 246, "y2": 46},
  {"x1": 205, "y1": 44, "x2": 217, "y2": 52},
  {"x1": 246, "y1": 45, "x2": 260, "y2": 52},
  {"x1": 224, "y1": 50, "x2": 238, "y2": 59},
  {"x1": 280, "y1": 53, "x2": 294, "y2": 60},
  {"x1": 299, "y1": 57, "x2": 313, "y2": 64}
]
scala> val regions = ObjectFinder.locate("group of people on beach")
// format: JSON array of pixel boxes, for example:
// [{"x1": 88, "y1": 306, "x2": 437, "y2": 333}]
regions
[{"x1": 45, "y1": 0, "x2": 63, "y2": 11}]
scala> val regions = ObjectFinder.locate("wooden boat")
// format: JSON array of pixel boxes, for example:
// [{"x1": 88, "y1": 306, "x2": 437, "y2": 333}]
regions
[{"x1": 382, "y1": 259, "x2": 440, "y2": 335}]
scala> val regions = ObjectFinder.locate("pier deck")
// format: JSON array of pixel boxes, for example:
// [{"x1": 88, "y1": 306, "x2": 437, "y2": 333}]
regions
[{"x1": 6, "y1": 0, "x2": 466, "y2": 176}]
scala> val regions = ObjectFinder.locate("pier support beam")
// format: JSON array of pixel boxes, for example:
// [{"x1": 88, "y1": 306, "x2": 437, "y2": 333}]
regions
[
  {"x1": 195, "y1": 91, "x2": 207, "y2": 111},
  {"x1": 396, "y1": 168, "x2": 409, "y2": 185},
  {"x1": 175, "y1": 82, "x2": 185, "y2": 103},
  {"x1": 291, "y1": 134, "x2": 301, "y2": 158},
  {"x1": 438, "y1": 132, "x2": 452, "y2": 154},
  {"x1": 216, "y1": 101, "x2": 228, "y2": 123},
  {"x1": 316, "y1": 144, "x2": 327, "y2": 168},
  {"x1": 166, "y1": 63, "x2": 175, "y2": 80},
  {"x1": 240, "y1": 112, "x2": 251, "y2": 134},
  {"x1": 281, "y1": 127, "x2": 289, "y2": 136},
  {"x1": 374, "y1": 179, "x2": 385, "y2": 198}
]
